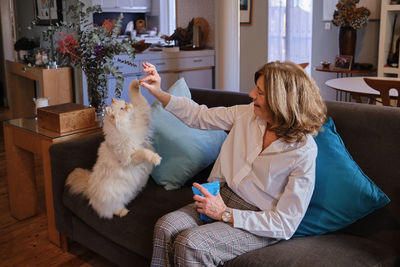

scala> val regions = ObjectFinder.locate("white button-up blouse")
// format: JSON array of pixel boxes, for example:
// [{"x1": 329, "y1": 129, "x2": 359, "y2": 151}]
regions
[{"x1": 165, "y1": 95, "x2": 317, "y2": 240}]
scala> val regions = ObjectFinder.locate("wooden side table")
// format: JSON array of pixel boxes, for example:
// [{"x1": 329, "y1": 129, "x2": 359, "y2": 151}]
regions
[
  {"x1": 6, "y1": 60, "x2": 73, "y2": 119},
  {"x1": 3, "y1": 118, "x2": 102, "y2": 247},
  {"x1": 315, "y1": 66, "x2": 377, "y2": 78}
]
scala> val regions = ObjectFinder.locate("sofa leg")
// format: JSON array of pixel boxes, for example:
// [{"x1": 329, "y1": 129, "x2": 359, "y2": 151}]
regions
[{"x1": 61, "y1": 234, "x2": 69, "y2": 252}]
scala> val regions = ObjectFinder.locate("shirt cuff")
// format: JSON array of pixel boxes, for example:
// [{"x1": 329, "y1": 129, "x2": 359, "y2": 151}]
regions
[
  {"x1": 164, "y1": 95, "x2": 177, "y2": 111},
  {"x1": 232, "y1": 208, "x2": 241, "y2": 228}
]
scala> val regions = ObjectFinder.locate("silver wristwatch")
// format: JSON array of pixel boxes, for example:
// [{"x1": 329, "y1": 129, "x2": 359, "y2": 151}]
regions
[{"x1": 222, "y1": 207, "x2": 232, "y2": 223}]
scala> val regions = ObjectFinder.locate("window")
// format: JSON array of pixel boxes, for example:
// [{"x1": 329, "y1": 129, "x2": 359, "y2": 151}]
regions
[{"x1": 268, "y1": 0, "x2": 313, "y2": 70}]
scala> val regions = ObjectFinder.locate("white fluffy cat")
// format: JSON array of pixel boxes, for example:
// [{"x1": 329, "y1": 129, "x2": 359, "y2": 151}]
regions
[{"x1": 66, "y1": 80, "x2": 161, "y2": 219}]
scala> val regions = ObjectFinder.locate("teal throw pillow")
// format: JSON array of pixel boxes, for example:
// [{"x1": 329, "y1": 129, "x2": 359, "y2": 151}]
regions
[
  {"x1": 295, "y1": 117, "x2": 390, "y2": 236},
  {"x1": 150, "y1": 78, "x2": 227, "y2": 190}
]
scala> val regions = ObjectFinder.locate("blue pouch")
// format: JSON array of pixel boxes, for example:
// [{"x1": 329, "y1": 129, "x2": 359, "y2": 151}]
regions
[{"x1": 192, "y1": 182, "x2": 220, "y2": 222}]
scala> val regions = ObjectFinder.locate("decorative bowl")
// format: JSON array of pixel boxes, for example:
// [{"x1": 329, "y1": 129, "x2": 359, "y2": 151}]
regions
[
  {"x1": 133, "y1": 40, "x2": 151, "y2": 53},
  {"x1": 321, "y1": 61, "x2": 331, "y2": 69}
]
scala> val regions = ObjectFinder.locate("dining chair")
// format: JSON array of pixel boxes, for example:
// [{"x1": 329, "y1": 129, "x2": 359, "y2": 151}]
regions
[
  {"x1": 363, "y1": 78, "x2": 400, "y2": 107},
  {"x1": 299, "y1": 62, "x2": 309, "y2": 69}
]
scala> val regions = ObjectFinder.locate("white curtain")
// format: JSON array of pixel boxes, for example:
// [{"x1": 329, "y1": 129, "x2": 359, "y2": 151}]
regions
[{"x1": 268, "y1": 0, "x2": 313, "y2": 70}]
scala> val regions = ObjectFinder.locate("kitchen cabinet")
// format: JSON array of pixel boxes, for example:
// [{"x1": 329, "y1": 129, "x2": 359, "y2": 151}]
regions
[
  {"x1": 100, "y1": 0, "x2": 117, "y2": 8},
  {"x1": 117, "y1": 0, "x2": 131, "y2": 7},
  {"x1": 82, "y1": 50, "x2": 215, "y2": 106},
  {"x1": 377, "y1": 0, "x2": 400, "y2": 77},
  {"x1": 92, "y1": 0, "x2": 151, "y2": 12}
]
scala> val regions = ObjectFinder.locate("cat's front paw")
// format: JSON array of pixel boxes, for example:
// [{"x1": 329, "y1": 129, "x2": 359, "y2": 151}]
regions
[
  {"x1": 117, "y1": 208, "x2": 129, "y2": 217},
  {"x1": 151, "y1": 154, "x2": 162, "y2": 166}
]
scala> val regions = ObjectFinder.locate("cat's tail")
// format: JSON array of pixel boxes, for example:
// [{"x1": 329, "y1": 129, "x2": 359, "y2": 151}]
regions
[
  {"x1": 129, "y1": 79, "x2": 148, "y2": 106},
  {"x1": 66, "y1": 168, "x2": 91, "y2": 197}
]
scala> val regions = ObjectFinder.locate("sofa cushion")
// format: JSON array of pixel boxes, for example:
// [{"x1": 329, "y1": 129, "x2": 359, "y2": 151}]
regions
[
  {"x1": 150, "y1": 78, "x2": 227, "y2": 190},
  {"x1": 225, "y1": 234, "x2": 400, "y2": 267},
  {"x1": 295, "y1": 117, "x2": 390, "y2": 236}
]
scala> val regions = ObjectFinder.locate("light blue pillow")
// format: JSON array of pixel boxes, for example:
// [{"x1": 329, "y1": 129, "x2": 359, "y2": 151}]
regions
[
  {"x1": 150, "y1": 78, "x2": 227, "y2": 190},
  {"x1": 294, "y1": 117, "x2": 390, "y2": 236}
]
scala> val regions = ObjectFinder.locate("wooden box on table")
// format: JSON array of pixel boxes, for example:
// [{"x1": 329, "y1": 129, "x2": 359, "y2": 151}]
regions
[{"x1": 37, "y1": 103, "x2": 96, "y2": 133}]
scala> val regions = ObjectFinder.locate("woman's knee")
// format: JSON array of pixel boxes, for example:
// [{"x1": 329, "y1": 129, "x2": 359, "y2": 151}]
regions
[{"x1": 154, "y1": 205, "x2": 199, "y2": 237}]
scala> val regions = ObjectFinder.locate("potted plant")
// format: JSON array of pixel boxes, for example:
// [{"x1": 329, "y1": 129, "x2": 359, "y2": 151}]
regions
[{"x1": 332, "y1": 0, "x2": 371, "y2": 60}]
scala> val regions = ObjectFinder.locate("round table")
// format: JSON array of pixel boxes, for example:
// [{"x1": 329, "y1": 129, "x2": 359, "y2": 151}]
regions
[{"x1": 325, "y1": 77, "x2": 399, "y2": 103}]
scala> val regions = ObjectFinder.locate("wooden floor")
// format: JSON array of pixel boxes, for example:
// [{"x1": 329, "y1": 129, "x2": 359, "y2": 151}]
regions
[{"x1": 0, "y1": 118, "x2": 116, "y2": 266}]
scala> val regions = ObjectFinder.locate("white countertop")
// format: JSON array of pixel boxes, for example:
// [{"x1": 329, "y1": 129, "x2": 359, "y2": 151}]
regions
[{"x1": 117, "y1": 49, "x2": 215, "y2": 61}]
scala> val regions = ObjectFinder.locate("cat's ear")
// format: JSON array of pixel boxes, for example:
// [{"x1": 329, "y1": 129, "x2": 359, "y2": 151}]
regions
[
  {"x1": 106, "y1": 106, "x2": 112, "y2": 115},
  {"x1": 111, "y1": 98, "x2": 115, "y2": 104}
]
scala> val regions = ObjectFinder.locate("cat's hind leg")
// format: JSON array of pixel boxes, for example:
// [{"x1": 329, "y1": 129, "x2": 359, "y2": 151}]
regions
[{"x1": 131, "y1": 148, "x2": 161, "y2": 166}]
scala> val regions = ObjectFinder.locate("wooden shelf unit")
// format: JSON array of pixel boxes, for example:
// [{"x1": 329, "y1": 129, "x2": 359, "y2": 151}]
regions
[
  {"x1": 6, "y1": 60, "x2": 73, "y2": 119},
  {"x1": 377, "y1": 1, "x2": 400, "y2": 77}
]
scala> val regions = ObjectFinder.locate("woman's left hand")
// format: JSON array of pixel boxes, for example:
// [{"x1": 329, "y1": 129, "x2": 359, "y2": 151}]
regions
[{"x1": 193, "y1": 182, "x2": 227, "y2": 221}]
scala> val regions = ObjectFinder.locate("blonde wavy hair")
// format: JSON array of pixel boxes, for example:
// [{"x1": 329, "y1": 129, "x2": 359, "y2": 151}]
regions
[{"x1": 254, "y1": 61, "x2": 327, "y2": 143}]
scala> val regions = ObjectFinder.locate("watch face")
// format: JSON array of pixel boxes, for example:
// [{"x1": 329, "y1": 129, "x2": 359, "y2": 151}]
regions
[{"x1": 222, "y1": 211, "x2": 230, "y2": 222}]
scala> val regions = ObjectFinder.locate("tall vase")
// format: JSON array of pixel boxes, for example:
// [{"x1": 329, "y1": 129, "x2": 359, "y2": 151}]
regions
[
  {"x1": 85, "y1": 71, "x2": 108, "y2": 119},
  {"x1": 339, "y1": 27, "x2": 357, "y2": 63}
]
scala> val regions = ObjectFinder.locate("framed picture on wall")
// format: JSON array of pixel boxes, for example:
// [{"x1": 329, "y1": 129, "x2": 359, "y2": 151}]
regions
[
  {"x1": 240, "y1": 0, "x2": 253, "y2": 25},
  {"x1": 333, "y1": 55, "x2": 353, "y2": 70},
  {"x1": 34, "y1": 0, "x2": 63, "y2": 25}
]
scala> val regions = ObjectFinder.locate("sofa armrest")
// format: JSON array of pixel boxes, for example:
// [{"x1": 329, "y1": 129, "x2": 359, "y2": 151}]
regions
[{"x1": 49, "y1": 132, "x2": 104, "y2": 236}]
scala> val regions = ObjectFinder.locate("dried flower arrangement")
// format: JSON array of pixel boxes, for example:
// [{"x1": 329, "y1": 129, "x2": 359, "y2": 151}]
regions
[{"x1": 332, "y1": 0, "x2": 371, "y2": 30}]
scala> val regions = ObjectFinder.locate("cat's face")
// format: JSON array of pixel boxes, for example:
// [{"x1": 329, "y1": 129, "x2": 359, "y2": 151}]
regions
[{"x1": 105, "y1": 98, "x2": 133, "y2": 122}]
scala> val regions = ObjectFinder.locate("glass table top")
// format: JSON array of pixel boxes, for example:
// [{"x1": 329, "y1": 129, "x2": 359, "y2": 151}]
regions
[{"x1": 5, "y1": 117, "x2": 102, "y2": 140}]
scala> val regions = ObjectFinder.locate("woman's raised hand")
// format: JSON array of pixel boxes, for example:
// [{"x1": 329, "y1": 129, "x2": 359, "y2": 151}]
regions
[
  {"x1": 139, "y1": 62, "x2": 161, "y2": 95},
  {"x1": 139, "y1": 62, "x2": 171, "y2": 107}
]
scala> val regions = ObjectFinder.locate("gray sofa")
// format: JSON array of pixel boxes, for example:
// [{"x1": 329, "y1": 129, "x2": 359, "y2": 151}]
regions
[{"x1": 49, "y1": 88, "x2": 400, "y2": 266}]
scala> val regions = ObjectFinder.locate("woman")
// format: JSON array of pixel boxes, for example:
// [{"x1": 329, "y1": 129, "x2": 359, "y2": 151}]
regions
[{"x1": 140, "y1": 61, "x2": 327, "y2": 266}]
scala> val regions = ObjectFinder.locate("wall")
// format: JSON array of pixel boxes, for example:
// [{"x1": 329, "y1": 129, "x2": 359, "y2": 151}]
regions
[
  {"x1": 175, "y1": 0, "x2": 215, "y2": 48},
  {"x1": 15, "y1": 1, "x2": 40, "y2": 40},
  {"x1": 311, "y1": 0, "x2": 379, "y2": 101},
  {"x1": 16, "y1": 0, "x2": 73, "y2": 40},
  {"x1": 239, "y1": 0, "x2": 268, "y2": 93}
]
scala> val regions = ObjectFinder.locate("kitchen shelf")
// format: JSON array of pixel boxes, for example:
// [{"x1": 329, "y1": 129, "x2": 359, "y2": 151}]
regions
[{"x1": 386, "y1": 5, "x2": 400, "y2": 11}]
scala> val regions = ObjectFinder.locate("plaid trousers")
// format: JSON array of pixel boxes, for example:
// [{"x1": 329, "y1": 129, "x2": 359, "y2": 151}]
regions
[{"x1": 151, "y1": 185, "x2": 278, "y2": 267}]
